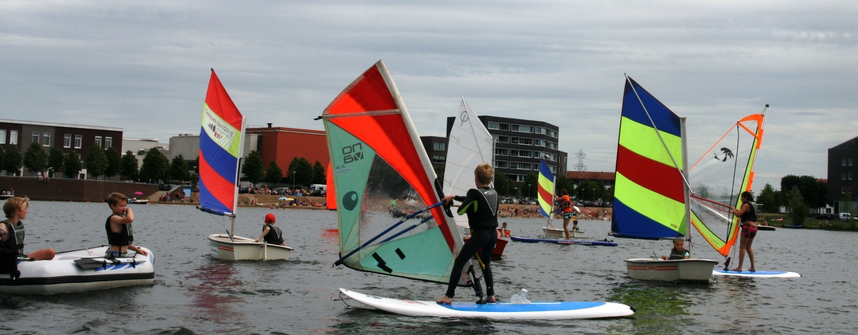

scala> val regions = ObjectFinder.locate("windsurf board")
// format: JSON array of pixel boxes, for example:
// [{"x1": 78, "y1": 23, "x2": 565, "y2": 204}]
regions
[{"x1": 339, "y1": 288, "x2": 634, "y2": 320}]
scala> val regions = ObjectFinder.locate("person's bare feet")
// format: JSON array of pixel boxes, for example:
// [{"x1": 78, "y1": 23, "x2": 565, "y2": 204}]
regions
[
  {"x1": 436, "y1": 295, "x2": 452, "y2": 304},
  {"x1": 486, "y1": 295, "x2": 497, "y2": 303},
  {"x1": 732, "y1": 268, "x2": 741, "y2": 271}
]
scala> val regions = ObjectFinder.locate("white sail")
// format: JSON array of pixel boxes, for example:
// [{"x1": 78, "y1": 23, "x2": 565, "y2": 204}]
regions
[{"x1": 443, "y1": 96, "x2": 494, "y2": 227}]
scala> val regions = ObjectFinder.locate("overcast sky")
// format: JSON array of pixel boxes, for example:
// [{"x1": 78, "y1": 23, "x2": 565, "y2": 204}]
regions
[{"x1": 3, "y1": 1, "x2": 856, "y2": 194}]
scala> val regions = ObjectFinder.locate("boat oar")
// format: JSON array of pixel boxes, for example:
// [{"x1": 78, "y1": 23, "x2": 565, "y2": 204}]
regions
[{"x1": 333, "y1": 201, "x2": 443, "y2": 267}]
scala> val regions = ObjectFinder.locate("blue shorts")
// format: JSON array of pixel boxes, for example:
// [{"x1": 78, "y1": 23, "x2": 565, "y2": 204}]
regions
[{"x1": 105, "y1": 250, "x2": 128, "y2": 259}]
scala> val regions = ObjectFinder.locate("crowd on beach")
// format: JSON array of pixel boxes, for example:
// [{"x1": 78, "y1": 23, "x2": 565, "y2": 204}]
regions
[{"x1": 498, "y1": 205, "x2": 612, "y2": 220}]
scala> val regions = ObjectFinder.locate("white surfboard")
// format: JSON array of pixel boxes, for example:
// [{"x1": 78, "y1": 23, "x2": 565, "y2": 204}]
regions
[
  {"x1": 712, "y1": 269, "x2": 801, "y2": 278},
  {"x1": 339, "y1": 288, "x2": 634, "y2": 320}
]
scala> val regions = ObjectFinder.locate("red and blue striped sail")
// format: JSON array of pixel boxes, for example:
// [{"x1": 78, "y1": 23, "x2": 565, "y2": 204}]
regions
[
  {"x1": 537, "y1": 159, "x2": 555, "y2": 218},
  {"x1": 198, "y1": 70, "x2": 246, "y2": 217},
  {"x1": 611, "y1": 76, "x2": 688, "y2": 239}
]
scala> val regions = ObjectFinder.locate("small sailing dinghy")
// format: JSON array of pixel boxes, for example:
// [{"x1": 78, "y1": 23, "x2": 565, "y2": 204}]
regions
[
  {"x1": 198, "y1": 69, "x2": 293, "y2": 261},
  {"x1": 444, "y1": 96, "x2": 507, "y2": 260},
  {"x1": 324, "y1": 60, "x2": 633, "y2": 319},
  {"x1": 0, "y1": 246, "x2": 154, "y2": 295}
]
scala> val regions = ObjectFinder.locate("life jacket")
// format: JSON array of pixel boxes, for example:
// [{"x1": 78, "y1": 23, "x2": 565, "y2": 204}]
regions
[
  {"x1": 559, "y1": 195, "x2": 573, "y2": 213},
  {"x1": 0, "y1": 219, "x2": 25, "y2": 256},
  {"x1": 105, "y1": 215, "x2": 134, "y2": 247},
  {"x1": 740, "y1": 201, "x2": 757, "y2": 223},
  {"x1": 262, "y1": 224, "x2": 284, "y2": 245}
]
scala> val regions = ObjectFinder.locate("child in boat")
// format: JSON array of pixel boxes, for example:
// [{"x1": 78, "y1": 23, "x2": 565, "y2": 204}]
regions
[
  {"x1": 105, "y1": 192, "x2": 148, "y2": 259},
  {"x1": 0, "y1": 197, "x2": 56, "y2": 260},
  {"x1": 661, "y1": 239, "x2": 690, "y2": 260},
  {"x1": 255, "y1": 213, "x2": 286, "y2": 246}
]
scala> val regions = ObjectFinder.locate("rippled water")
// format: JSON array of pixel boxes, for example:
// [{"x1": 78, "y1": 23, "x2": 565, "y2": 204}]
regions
[{"x1": 1, "y1": 201, "x2": 855, "y2": 334}]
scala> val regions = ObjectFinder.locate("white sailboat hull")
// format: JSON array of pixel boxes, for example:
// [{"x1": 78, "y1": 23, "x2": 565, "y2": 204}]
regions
[
  {"x1": 624, "y1": 258, "x2": 718, "y2": 282},
  {"x1": 0, "y1": 246, "x2": 155, "y2": 295},
  {"x1": 207, "y1": 234, "x2": 293, "y2": 261},
  {"x1": 542, "y1": 227, "x2": 584, "y2": 239}
]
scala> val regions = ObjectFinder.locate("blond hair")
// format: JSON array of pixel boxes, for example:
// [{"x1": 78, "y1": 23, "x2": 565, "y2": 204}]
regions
[
  {"x1": 3, "y1": 197, "x2": 29, "y2": 219},
  {"x1": 475, "y1": 163, "x2": 494, "y2": 185},
  {"x1": 106, "y1": 192, "x2": 128, "y2": 207}
]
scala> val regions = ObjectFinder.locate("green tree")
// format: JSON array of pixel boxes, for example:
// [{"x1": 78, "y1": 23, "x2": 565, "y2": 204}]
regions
[
  {"x1": 169, "y1": 154, "x2": 190, "y2": 182},
  {"x1": 756, "y1": 183, "x2": 779, "y2": 213},
  {"x1": 241, "y1": 150, "x2": 265, "y2": 184},
  {"x1": 781, "y1": 175, "x2": 825, "y2": 208},
  {"x1": 287, "y1": 157, "x2": 313, "y2": 187},
  {"x1": 64, "y1": 150, "x2": 82, "y2": 178},
  {"x1": 139, "y1": 147, "x2": 169, "y2": 183},
  {"x1": 787, "y1": 186, "x2": 810, "y2": 226},
  {"x1": 3, "y1": 147, "x2": 23, "y2": 176},
  {"x1": 494, "y1": 170, "x2": 510, "y2": 196},
  {"x1": 85, "y1": 143, "x2": 107, "y2": 179},
  {"x1": 120, "y1": 151, "x2": 139, "y2": 181},
  {"x1": 48, "y1": 147, "x2": 65, "y2": 178},
  {"x1": 104, "y1": 146, "x2": 122, "y2": 179},
  {"x1": 265, "y1": 161, "x2": 283, "y2": 184},
  {"x1": 23, "y1": 142, "x2": 48, "y2": 175},
  {"x1": 523, "y1": 172, "x2": 538, "y2": 198},
  {"x1": 555, "y1": 176, "x2": 574, "y2": 199},
  {"x1": 312, "y1": 161, "x2": 325, "y2": 184}
]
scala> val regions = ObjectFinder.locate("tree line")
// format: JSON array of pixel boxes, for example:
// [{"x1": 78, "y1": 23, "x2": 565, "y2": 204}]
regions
[
  {"x1": 239, "y1": 150, "x2": 326, "y2": 187},
  {"x1": 0, "y1": 142, "x2": 194, "y2": 184}
]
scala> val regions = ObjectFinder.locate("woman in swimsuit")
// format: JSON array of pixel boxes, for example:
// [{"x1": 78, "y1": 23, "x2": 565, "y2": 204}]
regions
[{"x1": 732, "y1": 191, "x2": 758, "y2": 272}]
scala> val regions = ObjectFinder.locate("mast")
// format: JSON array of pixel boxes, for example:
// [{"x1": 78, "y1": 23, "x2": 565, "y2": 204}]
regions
[{"x1": 680, "y1": 117, "x2": 693, "y2": 253}]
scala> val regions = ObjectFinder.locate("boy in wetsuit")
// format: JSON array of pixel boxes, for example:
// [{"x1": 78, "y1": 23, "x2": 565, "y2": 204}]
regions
[
  {"x1": 105, "y1": 192, "x2": 148, "y2": 258},
  {"x1": 437, "y1": 163, "x2": 498, "y2": 305}
]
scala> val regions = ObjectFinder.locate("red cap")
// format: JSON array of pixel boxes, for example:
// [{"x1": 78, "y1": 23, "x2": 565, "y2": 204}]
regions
[{"x1": 264, "y1": 213, "x2": 276, "y2": 223}]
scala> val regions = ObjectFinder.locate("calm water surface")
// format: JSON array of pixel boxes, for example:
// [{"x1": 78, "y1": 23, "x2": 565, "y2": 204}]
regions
[{"x1": 1, "y1": 201, "x2": 855, "y2": 334}]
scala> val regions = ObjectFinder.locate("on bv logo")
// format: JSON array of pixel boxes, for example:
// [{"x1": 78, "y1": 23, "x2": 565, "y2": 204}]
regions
[{"x1": 342, "y1": 143, "x2": 364, "y2": 164}]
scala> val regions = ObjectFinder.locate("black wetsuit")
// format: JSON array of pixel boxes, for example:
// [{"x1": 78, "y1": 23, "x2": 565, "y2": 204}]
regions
[{"x1": 445, "y1": 187, "x2": 498, "y2": 299}]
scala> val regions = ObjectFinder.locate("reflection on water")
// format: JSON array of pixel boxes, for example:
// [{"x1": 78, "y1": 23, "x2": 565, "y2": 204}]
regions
[
  {"x1": 607, "y1": 281, "x2": 695, "y2": 335},
  {"x1": 186, "y1": 261, "x2": 245, "y2": 326}
]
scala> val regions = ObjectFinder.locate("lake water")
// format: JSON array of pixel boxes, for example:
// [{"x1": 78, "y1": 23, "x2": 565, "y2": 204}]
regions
[{"x1": 1, "y1": 201, "x2": 855, "y2": 334}]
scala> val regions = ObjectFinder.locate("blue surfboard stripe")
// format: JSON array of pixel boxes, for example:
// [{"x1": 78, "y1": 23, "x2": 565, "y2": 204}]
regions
[{"x1": 440, "y1": 301, "x2": 607, "y2": 312}]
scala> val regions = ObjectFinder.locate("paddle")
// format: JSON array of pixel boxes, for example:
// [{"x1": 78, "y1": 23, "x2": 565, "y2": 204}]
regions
[
  {"x1": 333, "y1": 201, "x2": 444, "y2": 267},
  {"x1": 74, "y1": 257, "x2": 143, "y2": 270}
]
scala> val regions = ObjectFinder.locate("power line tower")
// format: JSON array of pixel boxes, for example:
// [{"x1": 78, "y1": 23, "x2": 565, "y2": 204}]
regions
[{"x1": 573, "y1": 149, "x2": 587, "y2": 172}]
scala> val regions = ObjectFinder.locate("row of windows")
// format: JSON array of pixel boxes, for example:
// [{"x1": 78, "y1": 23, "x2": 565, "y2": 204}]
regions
[
  {"x1": 0, "y1": 129, "x2": 19, "y2": 145},
  {"x1": 494, "y1": 161, "x2": 557, "y2": 174},
  {"x1": 843, "y1": 172, "x2": 853, "y2": 180},
  {"x1": 2, "y1": 130, "x2": 114, "y2": 150},
  {"x1": 487, "y1": 122, "x2": 558, "y2": 139},
  {"x1": 842, "y1": 158, "x2": 853, "y2": 167},
  {"x1": 493, "y1": 135, "x2": 557, "y2": 149},
  {"x1": 494, "y1": 148, "x2": 558, "y2": 162}
]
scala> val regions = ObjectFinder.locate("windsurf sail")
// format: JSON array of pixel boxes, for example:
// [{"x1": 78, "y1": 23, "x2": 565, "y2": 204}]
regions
[
  {"x1": 537, "y1": 159, "x2": 555, "y2": 219},
  {"x1": 443, "y1": 96, "x2": 494, "y2": 227},
  {"x1": 688, "y1": 109, "x2": 767, "y2": 256},
  {"x1": 611, "y1": 76, "x2": 689, "y2": 240},
  {"x1": 325, "y1": 163, "x2": 336, "y2": 210},
  {"x1": 198, "y1": 69, "x2": 246, "y2": 218},
  {"x1": 323, "y1": 61, "x2": 464, "y2": 284}
]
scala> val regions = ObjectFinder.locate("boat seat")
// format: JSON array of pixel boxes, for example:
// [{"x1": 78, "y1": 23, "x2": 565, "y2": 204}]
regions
[{"x1": 0, "y1": 251, "x2": 20, "y2": 279}]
